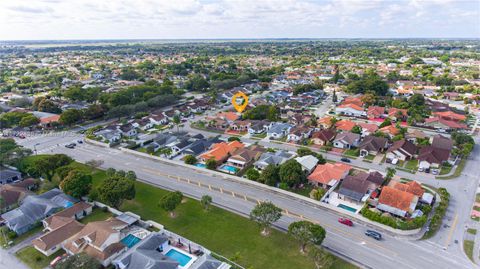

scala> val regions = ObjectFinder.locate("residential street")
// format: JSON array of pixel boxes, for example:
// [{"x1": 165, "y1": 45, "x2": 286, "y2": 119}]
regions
[{"x1": 15, "y1": 131, "x2": 480, "y2": 269}]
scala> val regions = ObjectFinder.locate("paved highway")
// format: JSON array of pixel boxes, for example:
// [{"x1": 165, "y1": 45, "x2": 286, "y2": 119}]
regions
[{"x1": 16, "y1": 132, "x2": 478, "y2": 269}]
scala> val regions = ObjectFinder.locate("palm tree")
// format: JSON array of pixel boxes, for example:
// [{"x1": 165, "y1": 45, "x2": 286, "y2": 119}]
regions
[{"x1": 172, "y1": 114, "x2": 181, "y2": 133}]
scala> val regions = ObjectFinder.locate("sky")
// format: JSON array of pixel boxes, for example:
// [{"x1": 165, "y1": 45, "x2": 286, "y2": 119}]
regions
[{"x1": 0, "y1": 0, "x2": 479, "y2": 40}]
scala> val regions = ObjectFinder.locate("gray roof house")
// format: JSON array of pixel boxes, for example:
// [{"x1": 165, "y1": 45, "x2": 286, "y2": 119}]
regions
[
  {"x1": 333, "y1": 132, "x2": 361, "y2": 149},
  {"x1": 1, "y1": 189, "x2": 76, "y2": 235},
  {"x1": 254, "y1": 150, "x2": 295, "y2": 170},
  {"x1": 113, "y1": 232, "x2": 227, "y2": 269},
  {"x1": 0, "y1": 167, "x2": 22, "y2": 185},
  {"x1": 267, "y1": 123, "x2": 293, "y2": 139}
]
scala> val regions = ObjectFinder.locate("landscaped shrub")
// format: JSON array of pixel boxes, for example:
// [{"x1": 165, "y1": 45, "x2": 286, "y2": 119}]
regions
[
  {"x1": 424, "y1": 188, "x2": 450, "y2": 238},
  {"x1": 7, "y1": 230, "x2": 17, "y2": 240},
  {"x1": 360, "y1": 206, "x2": 426, "y2": 230}
]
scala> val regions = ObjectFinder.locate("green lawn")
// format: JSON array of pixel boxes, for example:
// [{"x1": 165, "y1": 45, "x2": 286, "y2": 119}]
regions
[
  {"x1": 16, "y1": 246, "x2": 65, "y2": 269},
  {"x1": 18, "y1": 157, "x2": 356, "y2": 269},
  {"x1": 79, "y1": 208, "x2": 113, "y2": 224},
  {"x1": 440, "y1": 164, "x2": 453, "y2": 175},
  {"x1": 364, "y1": 154, "x2": 375, "y2": 161},
  {"x1": 437, "y1": 158, "x2": 466, "y2": 179},
  {"x1": 90, "y1": 169, "x2": 355, "y2": 269},
  {"x1": 464, "y1": 240, "x2": 474, "y2": 261},
  {"x1": 404, "y1": 159, "x2": 418, "y2": 171},
  {"x1": 467, "y1": 228, "x2": 477, "y2": 235},
  {"x1": 289, "y1": 185, "x2": 315, "y2": 198},
  {"x1": 476, "y1": 194, "x2": 480, "y2": 203},
  {"x1": 343, "y1": 149, "x2": 359, "y2": 158}
]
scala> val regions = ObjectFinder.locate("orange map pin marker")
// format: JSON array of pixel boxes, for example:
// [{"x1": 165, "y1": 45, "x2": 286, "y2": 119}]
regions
[{"x1": 232, "y1": 91, "x2": 249, "y2": 113}]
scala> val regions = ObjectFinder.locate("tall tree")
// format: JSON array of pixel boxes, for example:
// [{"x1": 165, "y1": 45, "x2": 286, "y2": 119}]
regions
[
  {"x1": 249, "y1": 201, "x2": 282, "y2": 236},
  {"x1": 27, "y1": 154, "x2": 72, "y2": 181},
  {"x1": 279, "y1": 159, "x2": 305, "y2": 187},
  {"x1": 159, "y1": 191, "x2": 183, "y2": 217},
  {"x1": 259, "y1": 164, "x2": 279, "y2": 186},
  {"x1": 60, "y1": 170, "x2": 92, "y2": 198},
  {"x1": 172, "y1": 114, "x2": 181, "y2": 133},
  {"x1": 201, "y1": 195, "x2": 213, "y2": 211},
  {"x1": 97, "y1": 175, "x2": 135, "y2": 208},
  {"x1": 288, "y1": 221, "x2": 326, "y2": 253}
]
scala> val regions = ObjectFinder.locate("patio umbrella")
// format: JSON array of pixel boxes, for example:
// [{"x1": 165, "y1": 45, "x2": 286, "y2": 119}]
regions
[
  {"x1": 188, "y1": 244, "x2": 192, "y2": 254},
  {"x1": 178, "y1": 238, "x2": 181, "y2": 245}
]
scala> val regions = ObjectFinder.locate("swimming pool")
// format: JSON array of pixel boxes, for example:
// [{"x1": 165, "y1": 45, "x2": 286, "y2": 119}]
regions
[
  {"x1": 338, "y1": 204, "x2": 357, "y2": 213},
  {"x1": 195, "y1": 163, "x2": 206, "y2": 168},
  {"x1": 121, "y1": 234, "x2": 141, "y2": 248},
  {"x1": 219, "y1": 164, "x2": 238, "y2": 174},
  {"x1": 165, "y1": 248, "x2": 192, "y2": 267}
]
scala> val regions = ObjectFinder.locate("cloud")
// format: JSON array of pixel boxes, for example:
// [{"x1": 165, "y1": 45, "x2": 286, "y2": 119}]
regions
[
  {"x1": 0, "y1": 0, "x2": 478, "y2": 39},
  {"x1": 7, "y1": 5, "x2": 53, "y2": 14}
]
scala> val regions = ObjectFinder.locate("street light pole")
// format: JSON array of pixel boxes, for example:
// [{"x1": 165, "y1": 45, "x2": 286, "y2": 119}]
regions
[{"x1": 34, "y1": 143, "x2": 40, "y2": 155}]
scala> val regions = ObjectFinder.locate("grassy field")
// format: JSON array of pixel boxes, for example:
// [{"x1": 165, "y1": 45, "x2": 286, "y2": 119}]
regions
[
  {"x1": 464, "y1": 240, "x2": 474, "y2": 261},
  {"x1": 118, "y1": 180, "x2": 355, "y2": 269},
  {"x1": 16, "y1": 246, "x2": 64, "y2": 269},
  {"x1": 18, "y1": 156, "x2": 357, "y2": 269}
]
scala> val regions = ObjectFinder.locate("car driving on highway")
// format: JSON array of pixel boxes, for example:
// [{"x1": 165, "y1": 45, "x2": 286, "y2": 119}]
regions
[{"x1": 365, "y1": 230, "x2": 382, "y2": 240}]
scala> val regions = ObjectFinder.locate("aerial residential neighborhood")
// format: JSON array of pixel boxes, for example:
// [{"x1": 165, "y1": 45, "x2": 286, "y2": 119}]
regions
[{"x1": 0, "y1": 1, "x2": 479, "y2": 269}]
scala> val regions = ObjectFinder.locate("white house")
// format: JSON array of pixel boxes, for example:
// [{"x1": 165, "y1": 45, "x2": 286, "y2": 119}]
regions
[{"x1": 335, "y1": 104, "x2": 366, "y2": 117}]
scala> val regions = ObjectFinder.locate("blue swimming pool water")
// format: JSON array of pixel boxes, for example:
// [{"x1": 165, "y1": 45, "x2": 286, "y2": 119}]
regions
[
  {"x1": 338, "y1": 204, "x2": 357, "y2": 213},
  {"x1": 219, "y1": 165, "x2": 238, "y2": 173},
  {"x1": 195, "y1": 163, "x2": 206, "y2": 168},
  {"x1": 165, "y1": 249, "x2": 192, "y2": 267},
  {"x1": 121, "y1": 234, "x2": 141, "y2": 248}
]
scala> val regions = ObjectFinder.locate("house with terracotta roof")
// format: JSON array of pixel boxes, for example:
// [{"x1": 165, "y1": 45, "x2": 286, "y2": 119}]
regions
[
  {"x1": 379, "y1": 124, "x2": 400, "y2": 138},
  {"x1": 367, "y1": 106, "x2": 385, "y2": 119},
  {"x1": 311, "y1": 129, "x2": 336, "y2": 146},
  {"x1": 433, "y1": 111, "x2": 466, "y2": 122},
  {"x1": 32, "y1": 111, "x2": 60, "y2": 128},
  {"x1": 357, "y1": 122, "x2": 379, "y2": 137},
  {"x1": 63, "y1": 218, "x2": 130, "y2": 267},
  {"x1": 317, "y1": 116, "x2": 333, "y2": 129},
  {"x1": 335, "y1": 120, "x2": 356, "y2": 132},
  {"x1": 341, "y1": 96, "x2": 364, "y2": 107},
  {"x1": 199, "y1": 141, "x2": 244, "y2": 163},
  {"x1": 335, "y1": 103, "x2": 366, "y2": 117},
  {"x1": 377, "y1": 186, "x2": 419, "y2": 218},
  {"x1": 388, "y1": 108, "x2": 408, "y2": 122},
  {"x1": 386, "y1": 139, "x2": 417, "y2": 162},
  {"x1": 307, "y1": 163, "x2": 351, "y2": 188},
  {"x1": 390, "y1": 180, "x2": 424, "y2": 197},
  {"x1": 424, "y1": 117, "x2": 468, "y2": 131},
  {"x1": 216, "y1": 111, "x2": 240, "y2": 123}
]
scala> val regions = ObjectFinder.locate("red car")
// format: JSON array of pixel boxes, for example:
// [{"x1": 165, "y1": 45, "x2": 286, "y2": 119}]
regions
[{"x1": 338, "y1": 218, "x2": 353, "y2": 226}]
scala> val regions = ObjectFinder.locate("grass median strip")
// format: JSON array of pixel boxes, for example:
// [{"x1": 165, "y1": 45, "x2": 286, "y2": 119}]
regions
[{"x1": 82, "y1": 163, "x2": 356, "y2": 269}]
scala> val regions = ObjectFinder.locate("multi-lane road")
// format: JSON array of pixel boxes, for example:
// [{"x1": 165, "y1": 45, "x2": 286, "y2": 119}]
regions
[{"x1": 15, "y1": 131, "x2": 479, "y2": 269}]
